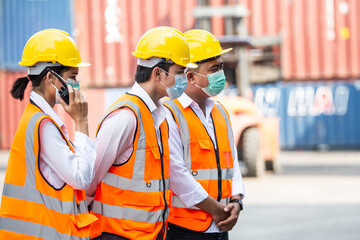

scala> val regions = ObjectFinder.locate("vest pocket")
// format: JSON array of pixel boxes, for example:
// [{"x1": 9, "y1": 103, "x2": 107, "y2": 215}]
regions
[
  {"x1": 68, "y1": 212, "x2": 98, "y2": 228},
  {"x1": 172, "y1": 207, "x2": 208, "y2": 220},
  {"x1": 198, "y1": 139, "x2": 211, "y2": 150},
  {"x1": 123, "y1": 190, "x2": 161, "y2": 207},
  {"x1": 121, "y1": 204, "x2": 157, "y2": 233}
]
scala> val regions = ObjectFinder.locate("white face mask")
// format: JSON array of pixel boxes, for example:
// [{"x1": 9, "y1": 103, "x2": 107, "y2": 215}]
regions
[{"x1": 49, "y1": 81, "x2": 62, "y2": 104}]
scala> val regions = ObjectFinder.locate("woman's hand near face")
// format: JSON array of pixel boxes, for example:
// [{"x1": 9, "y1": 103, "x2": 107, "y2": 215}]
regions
[{"x1": 58, "y1": 85, "x2": 89, "y2": 135}]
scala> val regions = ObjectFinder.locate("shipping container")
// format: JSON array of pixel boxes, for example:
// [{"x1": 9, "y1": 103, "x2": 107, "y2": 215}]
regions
[
  {"x1": 0, "y1": 0, "x2": 74, "y2": 70},
  {"x1": 253, "y1": 80, "x2": 360, "y2": 150},
  {"x1": 0, "y1": 71, "x2": 79, "y2": 149},
  {"x1": 0, "y1": 71, "x2": 29, "y2": 149},
  {"x1": 239, "y1": 0, "x2": 360, "y2": 81},
  {"x1": 73, "y1": 0, "x2": 360, "y2": 87},
  {"x1": 73, "y1": 0, "x2": 197, "y2": 88}
]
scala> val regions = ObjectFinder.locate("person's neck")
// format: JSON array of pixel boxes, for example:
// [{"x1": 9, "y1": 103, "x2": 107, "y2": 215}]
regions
[
  {"x1": 34, "y1": 88, "x2": 55, "y2": 108},
  {"x1": 138, "y1": 81, "x2": 161, "y2": 105},
  {"x1": 185, "y1": 89, "x2": 207, "y2": 116}
]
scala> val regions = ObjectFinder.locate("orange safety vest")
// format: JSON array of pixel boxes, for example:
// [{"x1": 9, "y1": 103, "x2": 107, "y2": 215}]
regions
[
  {"x1": 90, "y1": 93, "x2": 171, "y2": 240},
  {"x1": 164, "y1": 99, "x2": 235, "y2": 232},
  {"x1": 0, "y1": 101, "x2": 97, "y2": 240}
]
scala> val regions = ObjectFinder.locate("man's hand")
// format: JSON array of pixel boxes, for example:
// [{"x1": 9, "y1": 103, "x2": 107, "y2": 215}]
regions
[
  {"x1": 195, "y1": 196, "x2": 230, "y2": 224},
  {"x1": 216, "y1": 202, "x2": 241, "y2": 232},
  {"x1": 210, "y1": 202, "x2": 230, "y2": 224}
]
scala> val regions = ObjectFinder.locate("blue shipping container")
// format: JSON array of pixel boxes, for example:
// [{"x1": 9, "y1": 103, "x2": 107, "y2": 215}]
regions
[
  {"x1": 253, "y1": 81, "x2": 360, "y2": 150},
  {"x1": 0, "y1": 0, "x2": 74, "y2": 70}
]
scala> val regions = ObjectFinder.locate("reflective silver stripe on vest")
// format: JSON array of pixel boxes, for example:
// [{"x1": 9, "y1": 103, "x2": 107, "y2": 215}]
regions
[
  {"x1": 0, "y1": 217, "x2": 89, "y2": 240},
  {"x1": 0, "y1": 112, "x2": 89, "y2": 238},
  {"x1": 25, "y1": 113, "x2": 87, "y2": 214},
  {"x1": 91, "y1": 200, "x2": 169, "y2": 223},
  {"x1": 170, "y1": 196, "x2": 230, "y2": 209},
  {"x1": 164, "y1": 100, "x2": 192, "y2": 170},
  {"x1": 2, "y1": 183, "x2": 88, "y2": 214},
  {"x1": 98, "y1": 99, "x2": 169, "y2": 189},
  {"x1": 103, "y1": 172, "x2": 170, "y2": 192},
  {"x1": 164, "y1": 100, "x2": 235, "y2": 180},
  {"x1": 192, "y1": 168, "x2": 234, "y2": 181},
  {"x1": 94, "y1": 97, "x2": 170, "y2": 223},
  {"x1": 215, "y1": 103, "x2": 236, "y2": 161}
]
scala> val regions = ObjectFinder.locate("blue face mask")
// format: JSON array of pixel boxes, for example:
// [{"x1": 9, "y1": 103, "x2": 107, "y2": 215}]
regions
[
  {"x1": 194, "y1": 70, "x2": 226, "y2": 96},
  {"x1": 160, "y1": 70, "x2": 188, "y2": 100}
]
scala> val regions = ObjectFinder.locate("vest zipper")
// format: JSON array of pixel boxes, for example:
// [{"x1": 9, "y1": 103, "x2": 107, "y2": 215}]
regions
[
  {"x1": 214, "y1": 148, "x2": 222, "y2": 202},
  {"x1": 210, "y1": 114, "x2": 222, "y2": 202},
  {"x1": 158, "y1": 128, "x2": 167, "y2": 238}
]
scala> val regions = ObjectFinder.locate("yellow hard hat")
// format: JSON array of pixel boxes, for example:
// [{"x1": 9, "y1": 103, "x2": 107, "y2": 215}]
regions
[
  {"x1": 132, "y1": 26, "x2": 197, "y2": 68},
  {"x1": 19, "y1": 28, "x2": 90, "y2": 67},
  {"x1": 184, "y1": 29, "x2": 232, "y2": 63}
]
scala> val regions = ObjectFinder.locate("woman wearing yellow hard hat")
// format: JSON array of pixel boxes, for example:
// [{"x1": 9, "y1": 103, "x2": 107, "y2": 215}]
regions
[{"x1": 0, "y1": 29, "x2": 97, "y2": 239}]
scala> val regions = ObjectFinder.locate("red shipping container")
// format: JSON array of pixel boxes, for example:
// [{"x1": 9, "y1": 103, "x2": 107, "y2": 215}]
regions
[
  {"x1": 74, "y1": 0, "x2": 360, "y2": 84},
  {"x1": 0, "y1": 71, "x2": 78, "y2": 149},
  {"x1": 0, "y1": 71, "x2": 29, "y2": 149},
  {"x1": 74, "y1": 0, "x2": 197, "y2": 88},
  {"x1": 240, "y1": 0, "x2": 360, "y2": 81}
]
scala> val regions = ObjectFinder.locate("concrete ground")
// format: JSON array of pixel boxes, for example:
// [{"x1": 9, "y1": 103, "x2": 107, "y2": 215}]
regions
[
  {"x1": 230, "y1": 151, "x2": 360, "y2": 240},
  {"x1": 0, "y1": 150, "x2": 359, "y2": 239}
]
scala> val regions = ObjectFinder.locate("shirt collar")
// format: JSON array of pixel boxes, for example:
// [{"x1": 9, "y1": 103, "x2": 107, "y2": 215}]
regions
[
  {"x1": 30, "y1": 91, "x2": 65, "y2": 128},
  {"x1": 128, "y1": 82, "x2": 158, "y2": 113},
  {"x1": 178, "y1": 93, "x2": 215, "y2": 116},
  {"x1": 128, "y1": 82, "x2": 166, "y2": 127}
]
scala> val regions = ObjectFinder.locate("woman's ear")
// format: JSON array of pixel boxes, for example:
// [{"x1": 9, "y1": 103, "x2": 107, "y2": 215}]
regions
[{"x1": 46, "y1": 71, "x2": 54, "y2": 83}]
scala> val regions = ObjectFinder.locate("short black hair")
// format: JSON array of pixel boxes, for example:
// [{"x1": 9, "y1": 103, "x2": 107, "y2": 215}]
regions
[
  {"x1": 134, "y1": 61, "x2": 173, "y2": 83},
  {"x1": 195, "y1": 55, "x2": 221, "y2": 64}
]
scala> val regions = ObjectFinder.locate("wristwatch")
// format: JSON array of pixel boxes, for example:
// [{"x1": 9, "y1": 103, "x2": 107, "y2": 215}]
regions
[{"x1": 230, "y1": 199, "x2": 243, "y2": 211}]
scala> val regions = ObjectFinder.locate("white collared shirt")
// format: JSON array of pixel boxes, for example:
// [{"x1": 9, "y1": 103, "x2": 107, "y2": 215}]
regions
[
  {"x1": 30, "y1": 91, "x2": 96, "y2": 190},
  {"x1": 164, "y1": 93, "x2": 245, "y2": 233},
  {"x1": 86, "y1": 82, "x2": 169, "y2": 198}
]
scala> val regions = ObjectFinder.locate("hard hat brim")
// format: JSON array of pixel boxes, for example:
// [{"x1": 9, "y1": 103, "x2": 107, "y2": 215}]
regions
[
  {"x1": 185, "y1": 62, "x2": 198, "y2": 68},
  {"x1": 220, "y1": 48, "x2": 233, "y2": 55},
  {"x1": 76, "y1": 62, "x2": 91, "y2": 67}
]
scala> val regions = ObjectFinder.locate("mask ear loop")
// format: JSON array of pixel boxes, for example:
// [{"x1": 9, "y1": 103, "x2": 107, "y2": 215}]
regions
[
  {"x1": 46, "y1": 68, "x2": 68, "y2": 89},
  {"x1": 191, "y1": 71, "x2": 208, "y2": 89},
  {"x1": 158, "y1": 68, "x2": 176, "y2": 89}
]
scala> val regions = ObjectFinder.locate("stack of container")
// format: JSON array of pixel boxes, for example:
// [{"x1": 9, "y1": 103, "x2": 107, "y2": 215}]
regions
[
  {"x1": 1, "y1": 0, "x2": 359, "y2": 150},
  {"x1": 0, "y1": 0, "x2": 74, "y2": 149}
]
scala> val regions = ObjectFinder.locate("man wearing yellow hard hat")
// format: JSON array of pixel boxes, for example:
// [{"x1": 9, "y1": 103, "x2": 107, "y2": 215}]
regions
[
  {"x1": 0, "y1": 29, "x2": 97, "y2": 239},
  {"x1": 86, "y1": 26, "x2": 202, "y2": 240},
  {"x1": 164, "y1": 29, "x2": 245, "y2": 240}
]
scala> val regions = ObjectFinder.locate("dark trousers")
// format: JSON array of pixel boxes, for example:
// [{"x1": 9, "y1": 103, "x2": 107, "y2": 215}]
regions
[
  {"x1": 92, "y1": 232, "x2": 130, "y2": 240},
  {"x1": 92, "y1": 231, "x2": 164, "y2": 240},
  {"x1": 166, "y1": 224, "x2": 229, "y2": 240}
]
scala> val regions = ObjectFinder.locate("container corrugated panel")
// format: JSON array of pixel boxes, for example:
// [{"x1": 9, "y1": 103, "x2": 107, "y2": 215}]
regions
[
  {"x1": 82, "y1": 88, "x2": 129, "y2": 139},
  {"x1": 0, "y1": 0, "x2": 73, "y2": 70},
  {"x1": 253, "y1": 80, "x2": 360, "y2": 150},
  {"x1": 74, "y1": 0, "x2": 197, "y2": 88},
  {"x1": 0, "y1": 71, "x2": 29, "y2": 149},
  {"x1": 239, "y1": 0, "x2": 360, "y2": 81}
]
